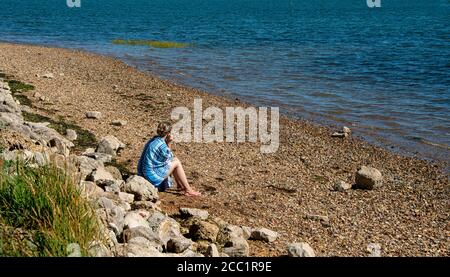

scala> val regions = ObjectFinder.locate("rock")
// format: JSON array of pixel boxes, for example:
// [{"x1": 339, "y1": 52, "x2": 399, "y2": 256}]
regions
[
  {"x1": 123, "y1": 210, "x2": 150, "y2": 229},
  {"x1": 96, "y1": 197, "x2": 115, "y2": 210},
  {"x1": 179, "y1": 207, "x2": 209, "y2": 220},
  {"x1": 42, "y1": 73, "x2": 54, "y2": 79},
  {"x1": 305, "y1": 214, "x2": 329, "y2": 223},
  {"x1": 167, "y1": 237, "x2": 194, "y2": 253},
  {"x1": 241, "y1": 226, "x2": 253, "y2": 240},
  {"x1": 222, "y1": 237, "x2": 249, "y2": 257},
  {"x1": 122, "y1": 226, "x2": 162, "y2": 248},
  {"x1": 287, "y1": 242, "x2": 316, "y2": 257},
  {"x1": 125, "y1": 237, "x2": 163, "y2": 257},
  {"x1": 0, "y1": 91, "x2": 21, "y2": 114},
  {"x1": 131, "y1": 201, "x2": 161, "y2": 211},
  {"x1": 112, "y1": 120, "x2": 127, "y2": 126},
  {"x1": 118, "y1": 192, "x2": 135, "y2": 204},
  {"x1": 205, "y1": 243, "x2": 220, "y2": 257},
  {"x1": 331, "y1": 132, "x2": 347, "y2": 138},
  {"x1": 78, "y1": 181, "x2": 104, "y2": 198},
  {"x1": 355, "y1": 166, "x2": 383, "y2": 190},
  {"x1": 85, "y1": 111, "x2": 102, "y2": 119},
  {"x1": 65, "y1": 129, "x2": 77, "y2": 141},
  {"x1": 179, "y1": 249, "x2": 204, "y2": 257},
  {"x1": 220, "y1": 252, "x2": 230, "y2": 257},
  {"x1": 33, "y1": 152, "x2": 48, "y2": 166},
  {"x1": 123, "y1": 175, "x2": 159, "y2": 202},
  {"x1": 75, "y1": 156, "x2": 103, "y2": 179},
  {"x1": 367, "y1": 243, "x2": 382, "y2": 257},
  {"x1": 217, "y1": 224, "x2": 245, "y2": 243},
  {"x1": 250, "y1": 227, "x2": 279, "y2": 243},
  {"x1": 147, "y1": 211, "x2": 182, "y2": 245},
  {"x1": 105, "y1": 206, "x2": 126, "y2": 235},
  {"x1": 189, "y1": 221, "x2": 220, "y2": 242},
  {"x1": 343, "y1": 126, "x2": 351, "y2": 135},
  {"x1": 96, "y1": 135, "x2": 125, "y2": 156},
  {"x1": 83, "y1": 151, "x2": 113, "y2": 163},
  {"x1": 67, "y1": 243, "x2": 82, "y2": 257},
  {"x1": 99, "y1": 180, "x2": 121, "y2": 193},
  {"x1": 86, "y1": 167, "x2": 115, "y2": 183},
  {"x1": 105, "y1": 166, "x2": 122, "y2": 180},
  {"x1": 88, "y1": 241, "x2": 111, "y2": 257},
  {"x1": 48, "y1": 137, "x2": 70, "y2": 156},
  {"x1": 333, "y1": 180, "x2": 352, "y2": 192}
]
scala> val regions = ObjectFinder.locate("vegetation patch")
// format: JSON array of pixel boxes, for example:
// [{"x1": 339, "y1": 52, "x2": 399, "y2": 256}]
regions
[
  {"x1": 22, "y1": 112, "x2": 97, "y2": 153},
  {"x1": 112, "y1": 39, "x2": 189, "y2": 48},
  {"x1": 7, "y1": 80, "x2": 35, "y2": 93},
  {"x1": 0, "y1": 160, "x2": 100, "y2": 256}
]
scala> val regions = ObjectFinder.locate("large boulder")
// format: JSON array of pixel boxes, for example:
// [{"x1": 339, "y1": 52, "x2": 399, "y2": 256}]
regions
[
  {"x1": 123, "y1": 175, "x2": 158, "y2": 202},
  {"x1": 355, "y1": 166, "x2": 383, "y2": 190},
  {"x1": 205, "y1": 243, "x2": 220, "y2": 257},
  {"x1": 96, "y1": 135, "x2": 125, "y2": 156},
  {"x1": 122, "y1": 226, "x2": 163, "y2": 249},
  {"x1": 75, "y1": 156, "x2": 103, "y2": 179},
  {"x1": 287, "y1": 242, "x2": 316, "y2": 257},
  {"x1": 0, "y1": 90, "x2": 21, "y2": 114}
]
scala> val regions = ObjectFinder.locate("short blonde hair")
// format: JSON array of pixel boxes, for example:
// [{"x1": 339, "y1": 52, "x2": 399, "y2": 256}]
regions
[{"x1": 157, "y1": 122, "x2": 172, "y2": 137}]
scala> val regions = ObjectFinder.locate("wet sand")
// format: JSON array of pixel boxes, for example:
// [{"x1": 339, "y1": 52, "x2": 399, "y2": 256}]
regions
[{"x1": 0, "y1": 42, "x2": 448, "y2": 256}]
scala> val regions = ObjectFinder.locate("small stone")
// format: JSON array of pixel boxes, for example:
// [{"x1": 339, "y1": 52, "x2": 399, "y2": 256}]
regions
[
  {"x1": 67, "y1": 243, "x2": 82, "y2": 257},
  {"x1": 33, "y1": 92, "x2": 42, "y2": 98},
  {"x1": 42, "y1": 73, "x2": 54, "y2": 79},
  {"x1": 250, "y1": 227, "x2": 279, "y2": 243},
  {"x1": 331, "y1": 132, "x2": 347, "y2": 138},
  {"x1": 287, "y1": 242, "x2": 316, "y2": 257},
  {"x1": 205, "y1": 243, "x2": 220, "y2": 257},
  {"x1": 85, "y1": 111, "x2": 102, "y2": 119},
  {"x1": 222, "y1": 237, "x2": 249, "y2": 257},
  {"x1": 241, "y1": 226, "x2": 252, "y2": 240},
  {"x1": 367, "y1": 243, "x2": 382, "y2": 257},
  {"x1": 112, "y1": 120, "x2": 127, "y2": 126},
  {"x1": 333, "y1": 181, "x2": 352, "y2": 192},
  {"x1": 355, "y1": 166, "x2": 383, "y2": 190},
  {"x1": 65, "y1": 129, "x2": 77, "y2": 141},
  {"x1": 166, "y1": 237, "x2": 194, "y2": 253},
  {"x1": 305, "y1": 214, "x2": 329, "y2": 223},
  {"x1": 343, "y1": 126, "x2": 351, "y2": 134},
  {"x1": 179, "y1": 207, "x2": 209, "y2": 220},
  {"x1": 96, "y1": 135, "x2": 125, "y2": 156}
]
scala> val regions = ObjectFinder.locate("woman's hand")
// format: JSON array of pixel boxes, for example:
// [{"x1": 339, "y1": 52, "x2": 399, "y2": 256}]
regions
[{"x1": 165, "y1": 133, "x2": 174, "y2": 148}]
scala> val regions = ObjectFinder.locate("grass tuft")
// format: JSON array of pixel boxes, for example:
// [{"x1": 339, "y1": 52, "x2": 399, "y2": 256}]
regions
[{"x1": 0, "y1": 159, "x2": 100, "y2": 256}]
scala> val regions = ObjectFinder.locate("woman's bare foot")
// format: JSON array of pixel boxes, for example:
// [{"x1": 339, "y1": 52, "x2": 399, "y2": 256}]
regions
[{"x1": 184, "y1": 190, "x2": 202, "y2": 197}]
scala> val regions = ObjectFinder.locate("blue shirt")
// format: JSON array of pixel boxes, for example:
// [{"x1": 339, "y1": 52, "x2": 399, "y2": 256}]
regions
[{"x1": 137, "y1": 136, "x2": 173, "y2": 187}]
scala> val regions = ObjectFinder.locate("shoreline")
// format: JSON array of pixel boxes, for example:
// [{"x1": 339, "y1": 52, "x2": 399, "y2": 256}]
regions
[
  {"x1": 2, "y1": 39, "x2": 448, "y2": 165},
  {"x1": 0, "y1": 42, "x2": 448, "y2": 256}
]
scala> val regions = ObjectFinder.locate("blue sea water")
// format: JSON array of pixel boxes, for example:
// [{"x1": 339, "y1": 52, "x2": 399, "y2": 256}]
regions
[{"x1": 0, "y1": 0, "x2": 449, "y2": 162}]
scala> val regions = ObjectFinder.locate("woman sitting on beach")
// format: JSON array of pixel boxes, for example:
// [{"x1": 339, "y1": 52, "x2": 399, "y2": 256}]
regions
[{"x1": 137, "y1": 122, "x2": 201, "y2": 197}]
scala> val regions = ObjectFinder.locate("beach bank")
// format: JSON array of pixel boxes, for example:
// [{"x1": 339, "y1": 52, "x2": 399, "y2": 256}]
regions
[{"x1": 0, "y1": 42, "x2": 448, "y2": 256}]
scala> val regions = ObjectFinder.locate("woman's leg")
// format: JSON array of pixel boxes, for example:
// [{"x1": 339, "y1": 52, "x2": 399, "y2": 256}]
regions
[{"x1": 168, "y1": 157, "x2": 201, "y2": 196}]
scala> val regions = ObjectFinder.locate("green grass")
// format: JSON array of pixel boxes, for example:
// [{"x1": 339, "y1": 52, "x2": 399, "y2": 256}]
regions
[
  {"x1": 0, "y1": 159, "x2": 100, "y2": 256},
  {"x1": 7, "y1": 80, "x2": 35, "y2": 93},
  {"x1": 3, "y1": 79, "x2": 35, "y2": 107},
  {"x1": 22, "y1": 112, "x2": 97, "y2": 153},
  {"x1": 112, "y1": 39, "x2": 189, "y2": 48}
]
